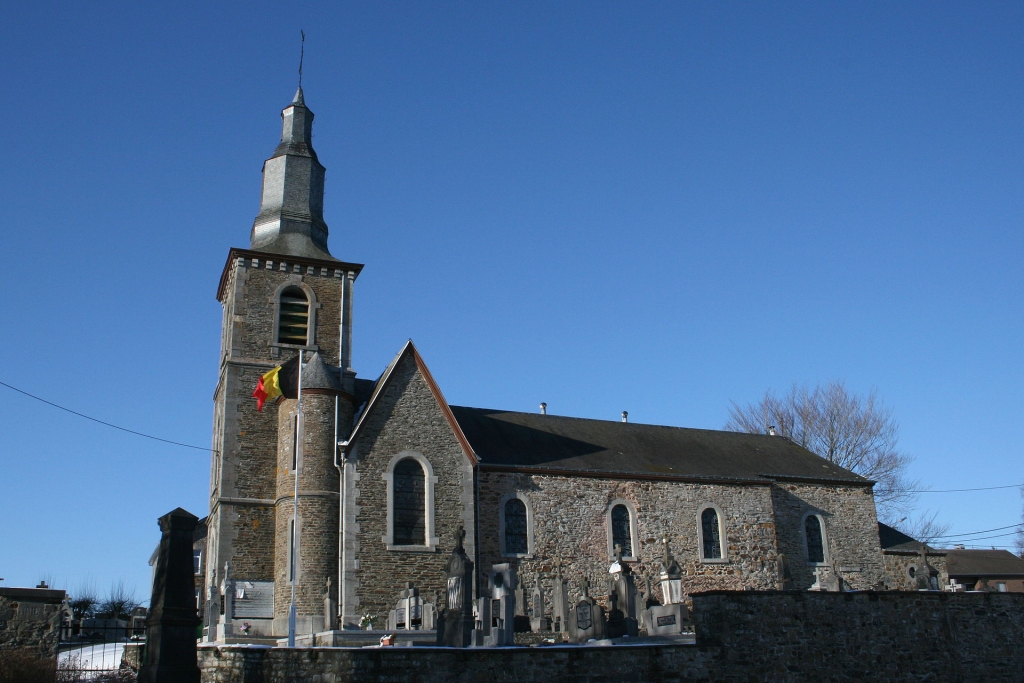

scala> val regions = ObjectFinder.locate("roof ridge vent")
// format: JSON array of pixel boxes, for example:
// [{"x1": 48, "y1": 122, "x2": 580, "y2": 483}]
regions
[
  {"x1": 540, "y1": 402, "x2": 547, "y2": 415},
  {"x1": 621, "y1": 411, "x2": 628, "y2": 423}
]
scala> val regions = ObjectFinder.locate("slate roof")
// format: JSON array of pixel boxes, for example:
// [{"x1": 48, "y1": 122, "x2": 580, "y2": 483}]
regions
[
  {"x1": 877, "y1": 522, "x2": 928, "y2": 552},
  {"x1": 448, "y1": 406, "x2": 869, "y2": 484},
  {"x1": 946, "y1": 549, "x2": 1024, "y2": 578}
]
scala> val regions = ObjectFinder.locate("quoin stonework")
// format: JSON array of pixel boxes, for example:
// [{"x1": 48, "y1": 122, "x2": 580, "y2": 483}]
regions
[{"x1": 203, "y1": 86, "x2": 916, "y2": 640}]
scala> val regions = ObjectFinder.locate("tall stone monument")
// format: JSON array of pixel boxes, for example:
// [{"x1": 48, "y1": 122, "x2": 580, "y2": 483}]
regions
[
  {"x1": 437, "y1": 526, "x2": 475, "y2": 647},
  {"x1": 138, "y1": 508, "x2": 201, "y2": 683},
  {"x1": 644, "y1": 538, "x2": 690, "y2": 636},
  {"x1": 550, "y1": 560, "x2": 570, "y2": 633}
]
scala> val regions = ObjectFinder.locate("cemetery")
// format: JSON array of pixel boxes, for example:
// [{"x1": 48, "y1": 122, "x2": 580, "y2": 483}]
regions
[{"x1": 178, "y1": 520, "x2": 1022, "y2": 682}]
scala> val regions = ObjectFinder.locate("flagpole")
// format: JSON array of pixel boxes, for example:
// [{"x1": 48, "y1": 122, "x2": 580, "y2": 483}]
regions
[{"x1": 288, "y1": 351, "x2": 303, "y2": 647}]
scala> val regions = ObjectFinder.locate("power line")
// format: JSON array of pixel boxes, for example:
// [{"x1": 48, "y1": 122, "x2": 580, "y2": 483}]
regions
[
  {"x1": 0, "y1": 380, "x2": 214, "y2": 453},
  {"x1": 932, "y1": 522, "x2": 1024, "y2": 539},
  {"x1": 892, "y1": 484, "x2": 1023, "y2": 493}
]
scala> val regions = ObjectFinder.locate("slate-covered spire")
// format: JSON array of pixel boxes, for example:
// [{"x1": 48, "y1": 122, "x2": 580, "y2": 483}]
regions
[{"x1": 250, "y1": 88, "x2": 334, "y2": 260}]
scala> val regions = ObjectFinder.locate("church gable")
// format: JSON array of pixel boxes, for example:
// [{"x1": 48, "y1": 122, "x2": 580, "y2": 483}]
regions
[{"x1": 347, "y1": 342, "x2": 476, "y2": 617}]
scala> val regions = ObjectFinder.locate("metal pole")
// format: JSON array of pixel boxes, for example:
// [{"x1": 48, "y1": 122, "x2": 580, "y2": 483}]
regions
[{"x1": 288, "y1": 351, "x2": 303, "y2": 647}]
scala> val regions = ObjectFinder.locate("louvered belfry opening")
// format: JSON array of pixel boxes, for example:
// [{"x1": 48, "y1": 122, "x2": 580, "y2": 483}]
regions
[
  {"x1": 278, "y1": 286, "x2": 310, "y2": 345},
  {"x1": 393, "y1": 458, "x2": 426, "y2": 545}
]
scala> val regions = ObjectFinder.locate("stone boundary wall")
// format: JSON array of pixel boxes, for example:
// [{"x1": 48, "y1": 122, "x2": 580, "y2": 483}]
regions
[
  {"x1": 198, "y1": 591, "x2": 1024, "y2": 683},
  {"x1": 0, "y1": 591, "x2": 65, "y2": 659}
]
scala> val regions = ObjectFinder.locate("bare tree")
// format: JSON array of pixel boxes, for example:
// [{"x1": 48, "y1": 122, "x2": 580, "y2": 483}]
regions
[
  {"x1": 68, "y1": 581, "x2": 99, "y2": 619},
  {"x1": 1016, "y1": 487, "x2": 1024, "y2": 558},
  {"x1": 726, "y1": 380, "x2": 918, "y2": 521},
  {"x1": 98, "y1": 580, "x2": 139, "y2": 619},
  {"x1": 892, "y1": 510, "x2": 952, "y2": 545}
]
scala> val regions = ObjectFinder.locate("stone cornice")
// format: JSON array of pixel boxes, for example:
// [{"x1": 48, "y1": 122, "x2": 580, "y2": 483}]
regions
[{"x1": 216, "y1": 247, "x2": 364, "y2": 301}]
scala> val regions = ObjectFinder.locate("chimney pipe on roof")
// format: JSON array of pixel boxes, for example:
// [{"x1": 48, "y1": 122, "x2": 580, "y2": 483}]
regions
[
  {"x1": 767, "y1": 426, "x2": 776, "y2": 436},
  {"x1": 621, "y1": 411, "x2": 628, "y2": 423},
  {"x1": 540, "y1": 402, "x2": 547, "y2": 415}
]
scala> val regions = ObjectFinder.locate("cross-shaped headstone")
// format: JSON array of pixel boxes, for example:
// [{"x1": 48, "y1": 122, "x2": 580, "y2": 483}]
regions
[
  {"x1": 580, "y1": 576, "x2": 590, "y2": 598},
  {"x1": 614, "y1": 544, "x2": 624, "y2": 564}
]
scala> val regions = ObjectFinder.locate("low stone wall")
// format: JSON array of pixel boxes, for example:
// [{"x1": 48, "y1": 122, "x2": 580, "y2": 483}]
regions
[
  {"x1": 199, "y1": 591, "x2": 1024, "y2": 683},
  {"x1": 0, "y1": 589, "x2": 66, "y2": 658}
]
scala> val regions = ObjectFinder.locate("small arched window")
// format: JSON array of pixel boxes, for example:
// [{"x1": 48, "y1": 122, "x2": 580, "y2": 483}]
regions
[
  {"x1": 278, "y1": 286, "x2": 309, "y2": 345},
  {"x1": 611, "y1": 504, "x2": 633, "y2": 558},
  {"x1": 701, "y1": 508, "x2": 722, "y2": 559},
  {"x1": 805, "y1": 515, "x2": 825, "y2": 564},
  {"x1": 392, "y1": 459, "x2": 425, "y2": 546},
  {"x1": 503, "y1": 498, "x2": 528, "y2": 555}
]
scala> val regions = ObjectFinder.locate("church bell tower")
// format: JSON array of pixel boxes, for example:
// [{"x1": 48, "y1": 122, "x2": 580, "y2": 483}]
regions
[{"x1": 204, "y1": 87, "x2": 363, "y2": 638}]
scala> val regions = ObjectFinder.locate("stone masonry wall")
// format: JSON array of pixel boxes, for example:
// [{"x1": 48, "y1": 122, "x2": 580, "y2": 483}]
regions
[
  {"x1": 0, "y1": 595, "x2": 63, "y2": 659},
  {"x1": 882, "y1": 549, "x2": 949, "y2": 591},
  {"x1": 478, "y1": 472, "x2": 780, "y2": 612},
  {"x1": 770, "y1": 482, "x2": 884, "y2": 589},
  {"x1": 198, "y1": 591, "x2": 1024, "y2": 683},
  {"x1": 207, "y1": 253, "x2": 355, "y2": 636},
  {"x1": 274, "y1": 394, "x2": 340, "y2": 628},
  {"x1": 349, "y1": 352, "x2": 476, "y2": 622}
]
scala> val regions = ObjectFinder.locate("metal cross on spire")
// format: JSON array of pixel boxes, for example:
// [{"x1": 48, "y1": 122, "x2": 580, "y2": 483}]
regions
[{"x1": 298, "y1": 30, "x2": 305, "y2": 88}]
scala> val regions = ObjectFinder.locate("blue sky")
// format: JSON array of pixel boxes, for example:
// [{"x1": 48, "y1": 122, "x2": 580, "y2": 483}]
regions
[{"x1": 1, "y1": 2, "x2": 1021, "y2": 600}]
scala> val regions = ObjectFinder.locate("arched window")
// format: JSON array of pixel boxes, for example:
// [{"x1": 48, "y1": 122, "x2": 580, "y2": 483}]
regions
[
  {"x1": 701, "y1": 508, "x2": 722, "y2": 559},
  {"x1": 611, "y1": 504, "x2": 633, "y2": 558},
  {"x1": 804, "y1": 514, "x2": 826, "y2": 564},
  {"x1": 696, "y1": 504, "x2": 728, "y2": 562},
  {"x1": 278, "y1": 286, "x2": 309, "y2": 345},
  {"x1": 503, "y1": 498, "x2": 528, "y2": 555},
  {"x1": 392, "y1": 459, "x2": 425, "y2": 546}
]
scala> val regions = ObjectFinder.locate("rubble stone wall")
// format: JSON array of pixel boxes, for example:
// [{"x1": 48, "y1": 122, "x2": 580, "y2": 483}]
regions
[
  {"x1": 477, "y1": 471, "x2": 781, "y2": 610},
  {"x1": 349, "y1": 353, "x2": 476, "y2": 623},
  {"x1": 770, "y1": 481, "x2": 884, "y2": 589},
  {"x1": 0, "y1": 595, "x2": 63, "y2": 658},
  {"x1": 882, "y1": 549, "x2": 949, "y2": 591},
  {"x1": 197, "y1": 591, "x2": 1024, "y2": 683}
]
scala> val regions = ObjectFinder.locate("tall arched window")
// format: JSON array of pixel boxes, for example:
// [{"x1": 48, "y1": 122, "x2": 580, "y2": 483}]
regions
[
  {"x1": 611, "y1": 504, "x2": 633, "y2": 558},
  {"x1": 503, "y1": 498, "x2": 528, "y2": 555},
  {"x1": 278, "y1": 286, "x2": 309, "y2": 345},
  {"x1": 392, "y1": 459, "x2": 425, "y2": 546},
  {"x1": 804, "y1": 514, "x2": 825, "y2": 564},
  {"x1": 701, "y1": 508, "x2": 722, "y2": 559}
]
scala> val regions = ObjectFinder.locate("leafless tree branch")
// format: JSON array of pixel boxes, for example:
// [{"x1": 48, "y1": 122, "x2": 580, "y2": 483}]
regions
[{"x1": 726, "y1": 380, "x2": 919, "y2": 520}]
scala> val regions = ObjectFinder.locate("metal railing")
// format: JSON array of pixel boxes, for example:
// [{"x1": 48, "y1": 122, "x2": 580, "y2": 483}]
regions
[{"x1": 57, "y1": 619, "x2": 144, "y2": 682}]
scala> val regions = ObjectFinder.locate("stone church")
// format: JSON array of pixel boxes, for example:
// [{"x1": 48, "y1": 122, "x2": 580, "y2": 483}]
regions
[{"x1": 203, "y1": 87, "x2": 886, "y2": 638}]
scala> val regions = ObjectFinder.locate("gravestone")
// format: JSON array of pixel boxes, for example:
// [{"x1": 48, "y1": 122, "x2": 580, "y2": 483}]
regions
[
  {"x1": 480, "y1": 564, "x2": 517, "y2": 646},
  {"x1": 645, "y1": 538, "x2": 690, "y2": 636},
  {"x1": 437, "y1": 526, "x2": 475, "y2": 647},
  {"x1": 606, "y1": 545, "x2": 639, "y2": 638},
  {"x1": 215, "y1": 562, "x2": 234, "y2": 641},
  {"x1": 809, "y1": 565, "x2": 841, "y2": 592},
  {"x1": 387, "y1": 582, "x2": 436, "y2": 631},
  {"x1": 138, "y1": 507, "x2": 201, "y2": 683},
  {"x1": 778, "y1": 553, "x2": 794, "y2": 590},
  {"x1": 568, "y1": 577, "x2": 605, "y2": 643},
  {"x1": 324, "y1": 578, "x2": 337, "y2": 631},
  {"x1": 529, "y1": 572, "x2": 549, "y2": 632},
  {"x1": 550, "y1": 560, "x2": 570, "y2": 633},
  {"x1": 916, "y1": 546, "x2": 940, "y2": 590}
]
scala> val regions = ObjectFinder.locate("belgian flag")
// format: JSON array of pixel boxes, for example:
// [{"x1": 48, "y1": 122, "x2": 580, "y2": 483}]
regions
[{"x1": 252, "y1": 355, "x2": 300, "y2": 411}]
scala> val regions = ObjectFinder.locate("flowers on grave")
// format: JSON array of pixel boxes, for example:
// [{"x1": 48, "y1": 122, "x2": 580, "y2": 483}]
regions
[
  {"x1": 241, "y1": 622, "x2": 251, "y2": 635},
  {"x1": 359, "y1": 613, "x2": 377, "y2": 630}
]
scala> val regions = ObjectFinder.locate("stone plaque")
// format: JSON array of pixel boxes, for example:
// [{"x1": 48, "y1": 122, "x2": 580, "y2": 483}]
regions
[
  {"x1": 232, "y1": 581, "x2": 274, "y2": 619},
  {"x1": 656, "y1": 614, "x2": 676, "y2": 627},
  {"x1": 576, "y1": 601, "x2": 592, "y2": 630}
]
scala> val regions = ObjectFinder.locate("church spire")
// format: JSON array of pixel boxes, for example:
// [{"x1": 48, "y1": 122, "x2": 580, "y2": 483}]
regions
[{"x1": 249, "y1": 88, "x2": 334, "y2": 260}]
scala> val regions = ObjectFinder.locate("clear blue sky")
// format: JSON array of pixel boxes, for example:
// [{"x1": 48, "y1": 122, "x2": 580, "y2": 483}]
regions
[{"x1": 1, "y1": 2, "x2": 1021, "y2": 601}]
